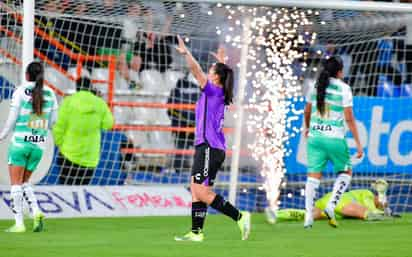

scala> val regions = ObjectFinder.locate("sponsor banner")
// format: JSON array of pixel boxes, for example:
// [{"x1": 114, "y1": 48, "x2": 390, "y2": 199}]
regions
[
  {"x1": 0, "y1": 185, "x2": 191, "y2": 219},
  {"x1": 285, "y1": 97, "x2": 412, "y2": 173}
]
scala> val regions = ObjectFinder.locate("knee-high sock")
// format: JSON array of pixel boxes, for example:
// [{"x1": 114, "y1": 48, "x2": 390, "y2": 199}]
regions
[
  {"x1": 326, "y1": 173, "x2": 351, "y2": 215},
  {"x1": 191, "y1": 202, "x2": 207, "y2": 233},
  {"x1": 10, "y1": 185, "x2": 24, "y2": 226},
  {"x1": 22, "y1": 183, "x2": 40, "y2": 216},
  {"x1": 305, "y1": 177, "x2": 320, "y2": 222},
  {"x1": 210, "y1": 194, "x2": 241, "y2": 221}
]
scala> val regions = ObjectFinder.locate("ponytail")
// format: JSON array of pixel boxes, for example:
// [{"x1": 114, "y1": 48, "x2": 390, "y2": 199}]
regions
[
  {"x1": 26, "y1": 62, "x2": 44, "y2": 115},
  {"x1": 214, "y1": 62, "x2": 234, "y2": 106},
  {"x1": 316, "y1": 70, "x2": 330, "y2": 116},
  {"x1": 223, "y1": 68, "x2": 234, "y2": 105},
  {"x1": 316, "y1": 56, "x2": 343, "y2": 116}
]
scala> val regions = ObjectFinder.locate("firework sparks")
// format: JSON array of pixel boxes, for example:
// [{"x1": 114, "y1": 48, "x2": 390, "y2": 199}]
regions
[{"x1": 217, "y1": 5, "x2": 316, "y2": 212}]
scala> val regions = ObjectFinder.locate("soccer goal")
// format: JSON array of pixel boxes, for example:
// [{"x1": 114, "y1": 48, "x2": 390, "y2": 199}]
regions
[{"x1": 0, "y1": 0, "x2": 411, "y2": 218}]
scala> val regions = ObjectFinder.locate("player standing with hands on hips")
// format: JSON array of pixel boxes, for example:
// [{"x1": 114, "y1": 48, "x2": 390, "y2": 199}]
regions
[
  {"x1": 303, "y1": 56, "x2": 363, "y2": 228},
  {"x1": 174, "y1": 36, "x2": 251, "y2": 242},
  {"x1": 0, "y1": 62, "x2": 58, "y2": 232}
]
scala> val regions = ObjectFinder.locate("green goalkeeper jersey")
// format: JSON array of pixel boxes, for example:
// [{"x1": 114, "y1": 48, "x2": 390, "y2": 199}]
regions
[{"x1": 315, "y1": 189, "x2": 379, "y2": 213}]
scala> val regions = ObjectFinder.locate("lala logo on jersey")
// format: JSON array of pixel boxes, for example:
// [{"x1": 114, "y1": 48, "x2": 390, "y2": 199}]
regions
[
  {"x1": 312, "y1": 124, "x2": 332, "y2": 132},
  {"x1": 24, "y1": 135, "x2": 45, "y2": 143}
]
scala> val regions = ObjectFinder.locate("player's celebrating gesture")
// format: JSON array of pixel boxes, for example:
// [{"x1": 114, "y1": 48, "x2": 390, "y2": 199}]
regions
[{"x1": 174, "y1": 36, "x2": 251, "y2": 242}]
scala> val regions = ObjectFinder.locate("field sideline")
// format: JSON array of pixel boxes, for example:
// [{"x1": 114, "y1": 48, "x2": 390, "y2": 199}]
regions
[{"x1": 0, "y1": 214, "x2": 411, "y2": 257}]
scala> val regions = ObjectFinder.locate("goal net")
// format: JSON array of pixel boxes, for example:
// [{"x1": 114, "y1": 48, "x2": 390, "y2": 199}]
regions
[{"x1": 0, "y1": 0, "x2": 411, "y2": 216}]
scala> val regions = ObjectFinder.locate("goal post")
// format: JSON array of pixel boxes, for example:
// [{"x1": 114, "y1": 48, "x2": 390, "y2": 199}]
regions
[
  {"x1": 0, "y1": 0, "x2": 411, "y2": 218},
  {"x1": 228, "y1": 16, "x2": 250, "y2": 204},
  {"x1": 22, "y1": 0, "x2": 34, "y2": 84}
]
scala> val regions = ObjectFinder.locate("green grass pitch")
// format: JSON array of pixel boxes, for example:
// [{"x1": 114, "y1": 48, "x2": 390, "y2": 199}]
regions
[{"x1": 0, "y1": 214, "x2": 411, "y2": 257}]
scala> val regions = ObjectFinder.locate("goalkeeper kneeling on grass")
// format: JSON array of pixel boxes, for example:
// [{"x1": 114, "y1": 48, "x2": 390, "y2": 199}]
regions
[{"x1": 265, "y1": 179, "x2": 397, "y2": 224}]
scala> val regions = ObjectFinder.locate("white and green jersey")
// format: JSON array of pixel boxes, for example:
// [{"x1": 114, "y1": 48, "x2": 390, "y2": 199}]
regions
[
  {"x1": 306, "y1": 78, "x2": 353, "y2": 139},
  {"x1": 10, "y1": 83, "x2": 58, "y2": 150}
]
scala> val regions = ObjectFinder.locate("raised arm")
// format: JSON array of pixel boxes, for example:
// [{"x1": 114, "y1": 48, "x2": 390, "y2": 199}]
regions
[
  {"x1": 210, "y1": 45, "x2": 227, "y2": 64},
  {"x1": 175, "y1": 36, "x2": 207, "y2": 88}
]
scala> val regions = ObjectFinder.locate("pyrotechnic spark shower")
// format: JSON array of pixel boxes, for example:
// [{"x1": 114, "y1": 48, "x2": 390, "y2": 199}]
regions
[{"x1": 217, "y1": 5, "x2": 317, "y2": 211}]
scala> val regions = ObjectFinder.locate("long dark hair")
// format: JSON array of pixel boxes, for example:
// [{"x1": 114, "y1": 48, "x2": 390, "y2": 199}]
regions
[
  {"x1": 316, "y1": 56, "x2": 343, "y2": 116},
  {"x1": 26, "y1": 62, "x2": 44, "y2": 115},
  {"x1": 214, "y1": 62, "x2": 234, "y2": 105}
]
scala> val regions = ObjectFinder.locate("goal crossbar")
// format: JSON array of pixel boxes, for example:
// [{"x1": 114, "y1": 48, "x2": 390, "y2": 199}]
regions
[{"x1": 170, "y1": 0, "x2": 412, "y2": 12}]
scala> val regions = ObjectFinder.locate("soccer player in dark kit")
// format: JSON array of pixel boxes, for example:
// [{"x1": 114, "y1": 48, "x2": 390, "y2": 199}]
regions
[{"x1": 174, "y1": 36, "x2": 251, "y2": 242}]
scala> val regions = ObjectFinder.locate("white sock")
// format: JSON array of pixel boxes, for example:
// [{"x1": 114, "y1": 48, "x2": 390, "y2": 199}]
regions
[
  {"x1": 10, "y1": 185, "x2": 24, "y2": 227},
  {"x1": 304, "y1": 177, "x2": 320, "y2": 225},
  {"x1": 22, "y1": 183, "x2": 40, "y2": 216},
  {"x1": 326, "y1": 173, "x2": 352, "y2": 217}
]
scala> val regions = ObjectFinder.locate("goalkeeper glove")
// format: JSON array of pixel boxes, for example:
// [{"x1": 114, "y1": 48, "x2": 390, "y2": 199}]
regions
[{"x1": 372, "y1": 179, "x2": 388, "y2": 206}]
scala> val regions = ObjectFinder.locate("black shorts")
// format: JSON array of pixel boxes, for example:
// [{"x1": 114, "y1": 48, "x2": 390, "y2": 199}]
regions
[{"x1": 191, "y1": 143, "x2": 225, "y2": 186}]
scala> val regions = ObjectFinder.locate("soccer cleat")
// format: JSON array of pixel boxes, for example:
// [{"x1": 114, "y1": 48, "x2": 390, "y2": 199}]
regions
[
  {"x1": 324, "y1": 209, "x2": 338, "y2": 228},
  {"x1": 33, "y1": 212, "x2": 45, "y2": 232},
  {"x1": 5, "y1": 224, "x2": 26, "y2": 233},
  {"x1": 264, "y1": 207, "x2": 277, "y2": 224},
  {"x1": 174, "y1": 231, "x2": 204, "y2": 242},
  {"x1": 237, "y1": 211, "x2": 251, "y2": 240},
  {"x1": 304, "y1": 224, "x2": 313, "y2": 229}
]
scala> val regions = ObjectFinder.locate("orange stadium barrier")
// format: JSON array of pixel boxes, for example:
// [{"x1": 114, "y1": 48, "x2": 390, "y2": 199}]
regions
[{"x1": 120, "y1": 147, "x2": 249, "y2": 157}]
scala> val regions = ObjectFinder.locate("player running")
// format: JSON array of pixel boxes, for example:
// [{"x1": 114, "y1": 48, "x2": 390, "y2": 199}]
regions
[
  {"x1": 0, "y1": 62, "x2": 58, "y2": 232},
  {"x1": 303, "y1": 56, "x2": 363, "y2": 228},
  {"x1": 174, "y1": 36, "x2": 251, "y2": 242},
  {"x1": 265, "y1": 179, "x2": 395, "y2": 223}
]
